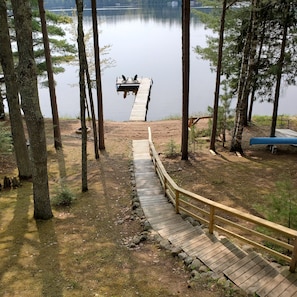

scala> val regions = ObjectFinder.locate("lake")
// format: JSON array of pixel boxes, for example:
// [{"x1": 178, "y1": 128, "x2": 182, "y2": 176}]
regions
[{"x1": 37, "y1": 5, "x2": 296, "y2": 121}]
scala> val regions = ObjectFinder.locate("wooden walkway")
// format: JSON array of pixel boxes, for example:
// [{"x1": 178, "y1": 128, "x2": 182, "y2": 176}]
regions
[
  {"x1": 129, "y1": 78, "x2": 153, "y2": 121},
  {"x1": 132, "y1": 139, "x2": 297, "y2": 297}
]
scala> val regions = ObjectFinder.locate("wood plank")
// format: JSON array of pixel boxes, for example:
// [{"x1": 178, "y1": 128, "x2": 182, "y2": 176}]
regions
[
  {"x1": 168, "y1": 228, "x2": 202, "y2": 243},
  {"x1": 278, "y1": 279, "x2": 297, "y2": 297},
  {"x1": 139, "y1": 200, "x2": 171, "y2": 208},
  {"x1": 158, "y1": 224, "x2": 191, "y2": 238},
  {"x1": 185, "y1": 235, "x2": 217, "y2": 254},
  {"x1": 263, "y1": 273, "x2": 297, "y2": 297},
  {"x1": 201, "y1": 242, "x2": 232, "y2": 263},
  {"x1": 233, "y1": 254, "x2": 269, "y2": 286},
  {"x1": 224, "y1": 252, "x2": 258, "y2": 277},
  {"x1": 220, "y1": 239, "x2": 247, "y2": 259},
  {"x1": 183, "y1": 236, "x2": 215, "y2": 255},
  {"x1": 246, "y1": 265, "x2": 279, "y2": 294},
  {"x1": 145, "y1": 214, "x2": 178, "y2": 224},
  {"x1": 256, "y1": 271, "x2": 291, "y2": 296},
  {"x1": 211, "y1": 251, "x2": 241, "y2": 273},
  {"x1": 204, "y1": 255, "x2": 239, "y2": 273},
  {"x1": 182, "y1": 240, "x2": 210, "y2": 255},
  {"x1": 143, "y1": 208, "x2": 176, "y2": 217},
  {"x1": 198, "y1": 241, "x2": 222, "y2": 258},
  {"x1": 129, "y1": 78, "x2": 152, "y2": 121},
  {"x1": 158, "y1": 222, "x2": 191, "y2": 235},
  {"x1": 236, "y1": 257, "x2": 267, "y2": 287},
  {"x1": 168, "y1": 229, "x2": 202, "y2": 246},
  {"x1": 151, "y1": 216, "x2": 186, "y2": 229},
  {"x1": 137, "y1": 188, "x2": 164, "y2": 196}
]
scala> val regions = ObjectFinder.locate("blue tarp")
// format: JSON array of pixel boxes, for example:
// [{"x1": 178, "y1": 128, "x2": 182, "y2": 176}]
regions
[{"x1": 250, "y1": 137, "x2": 297, "y2": 145}]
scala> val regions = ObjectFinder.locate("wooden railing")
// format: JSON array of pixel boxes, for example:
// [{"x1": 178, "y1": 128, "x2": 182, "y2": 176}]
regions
[{"x1": 147, "y1": 128, "x2": 297, "y2": 272}]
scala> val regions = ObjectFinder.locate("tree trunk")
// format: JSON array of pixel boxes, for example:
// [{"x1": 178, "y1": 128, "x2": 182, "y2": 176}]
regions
[
  {"x1": 248, "y1": 18, "x2": 265, "y2": 122},
  {"x1": 91, "y1": 0, "x2": 105, "y2": 150},
  {"x1": 85, "y1": 66, "x2": 99, "y2": 159},
  {"x1": 11, "y1": 0, "x2": 53, "y2": 219},
  {"x1": 38, "y1": 0, "x2": 62, "y2": 149},
  {"x1": 270, "y1": 4, "x2": 289, "y2": 137},
  {"x1": 181, "y1": 0, "x2": 190, "y2": 160},
  {"x1": 0, "y1": 0, "x2": 32, "y2": 179},
  {"x1": 231, "y1": 1, "x2": 257, "y2": 153},
  {"x1": 210, "y1": 0, "x2": 227, "y2": 152},
  {"x1": 76, "y1": 0, "x2": 88, "y2": 192},
  {"x1": 0, "y1": 88, "x2": 4, "y2": 119}
]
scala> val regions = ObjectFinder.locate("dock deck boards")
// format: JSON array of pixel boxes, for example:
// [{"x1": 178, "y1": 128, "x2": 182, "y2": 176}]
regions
[
  {"x1": 132, "y1": 139, "x2": 297, "y2": 297},
  {"x1": 129, "y1": 78, "x2": 153, "y2": 121}
]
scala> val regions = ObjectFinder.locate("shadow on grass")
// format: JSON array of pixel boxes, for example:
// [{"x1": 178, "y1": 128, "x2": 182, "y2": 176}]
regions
[{"x1": 0, "y1": 184, "x2": 64, "y2": 297}]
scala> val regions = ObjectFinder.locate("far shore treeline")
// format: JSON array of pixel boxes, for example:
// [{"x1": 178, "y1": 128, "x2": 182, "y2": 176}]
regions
[{"x1": 44, "y1": 0, "x2": 199, "y2": 10}]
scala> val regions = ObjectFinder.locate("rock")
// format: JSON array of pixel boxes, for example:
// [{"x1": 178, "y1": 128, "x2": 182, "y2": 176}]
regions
[
  {"x1": 131, "y1": 196, "x2": 139, "y2": 203},
  {"x1": 142, "y1": 220, "x2": 151, "y2": 231},
  {"x1": 133, "y1": 233, "x2": 147, "y2": 245},
  {"x1": 133, "y1": 208, "x2": 144, "y2": 218},
  {"x1": 132, "y1": 201, "x2": 140, "y2": 210},
  {"x1": 170, "y1": 246, "x2": 182, "y2": 257},
  {"x1": 189, "y1": 259, "x2": 203, "y2": 270},
  {"x1": 116, "y1": 219, "x2": 125, "y2": 225},
  {"x1": 185, "y1": 216, "x2": 195, "y2": 225},
  {"x1": 159, "y1": 239, "x2": 171, "y2": 250},
  {"x1": 242, "y1": 244, "x2": 254, "y2": 253},
  {"x1": 198, "y1": 265, "x2": 209, "y2": 273},
  {"x1": 217, "y1": 276, "x2": 230, "y2": 288},
  {"x1": 191, "y1": 270, "x2": 200, "y2": 278},
  {"x1": 178, "y1": 252, "x2": 188, "y2": 261},
  {"x1": 184, "y1": 256, "x2": 193, "y2": 266}
]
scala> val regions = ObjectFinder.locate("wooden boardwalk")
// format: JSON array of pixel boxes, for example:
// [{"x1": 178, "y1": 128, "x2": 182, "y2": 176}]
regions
[
  {"x1": 133, "y1": 139, "x2": 297, "y2": 297},
  {"x1": 129, "y1": 78, "x2": 153, "y2": 121}
]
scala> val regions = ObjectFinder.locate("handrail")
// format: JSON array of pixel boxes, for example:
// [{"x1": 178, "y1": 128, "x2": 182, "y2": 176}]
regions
[{"x1": 147, "y1": 127, "x2": 297, "y2": 272}]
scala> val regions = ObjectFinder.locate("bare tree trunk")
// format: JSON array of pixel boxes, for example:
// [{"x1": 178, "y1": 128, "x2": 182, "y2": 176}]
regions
[
  {"x1": 76, "y1": 0, "x2": 88, "y2": 192},
  {"x1": 0, "y1": 0, "x2": 32, "y2": 179},
  {"x1": 11, "y1": 0, "x2": 53, "y2": 219},
  {"x1": 91, "y1": 0, "x2": 105, "y2": 150},
  {"x1": 210, "y1": 0, "x2": 227, "y2": 152},
  {"x1": 231, "y1": 1, "x2": 257, "y2": 153},
  {"x1": 181, "y1": 0, "x2": 190, "y2": 160},
  {"x1": 38, "y1": 0, "x2": 62, "y2": 149},
  {"x1": 270, "y1": 4, "x2": 289, "y2": 137},
  {"x1": 0, "y1": 88, "x2": 4, "y2": 119},
  {"x1": 85, "y1": 66, "x2": 99, "y2": 159}
]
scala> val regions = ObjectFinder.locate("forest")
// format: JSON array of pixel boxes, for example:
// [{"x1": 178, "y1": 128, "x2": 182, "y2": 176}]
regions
[{"x1": 43, "y1": 0, "x2": 186, "y2": 10}]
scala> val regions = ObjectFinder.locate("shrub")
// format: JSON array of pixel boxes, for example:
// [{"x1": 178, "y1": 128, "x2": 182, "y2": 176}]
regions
[
  {"x1": 52, "y1": 185, "x2": 75, "y2": 206},
  {"x1": 165, "y1": 139, "x2": 179, "y2": 157}
]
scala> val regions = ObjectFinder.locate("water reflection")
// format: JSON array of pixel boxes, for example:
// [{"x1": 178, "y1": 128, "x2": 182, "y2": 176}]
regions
[{"x1": 36, "y1": 4, "x2": 296, "y2": 121}]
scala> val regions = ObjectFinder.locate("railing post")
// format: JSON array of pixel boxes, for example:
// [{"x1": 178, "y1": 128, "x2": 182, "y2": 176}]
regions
[
  {"x1": 209, "y1": 205, "x2": 215, "y2": 234},
  {"x1": 175, "y1": 190, "x2": 179, "y2": 214},
  {"x1": 290, "y1": 238, "x2": 297, "y2": 272},
  {"x1": 163, "y1": 177, "x2": 167, "y2": 196}
]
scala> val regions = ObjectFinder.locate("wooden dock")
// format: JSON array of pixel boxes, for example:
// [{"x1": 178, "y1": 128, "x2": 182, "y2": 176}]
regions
[
  {"x1": 129, "y1": 78, "x2": 153, "y2": 121},
  {"x1": 133, "y1": 139, "x2": 297, "y2": 297}
]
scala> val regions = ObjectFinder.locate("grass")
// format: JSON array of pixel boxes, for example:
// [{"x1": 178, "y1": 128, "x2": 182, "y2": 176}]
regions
[
  {"x1": 252, "y1": 114, "x2": 297, "y2": 129},
  {"x1": 0, "y1": 123, "x2": 12, "y2": 153}
]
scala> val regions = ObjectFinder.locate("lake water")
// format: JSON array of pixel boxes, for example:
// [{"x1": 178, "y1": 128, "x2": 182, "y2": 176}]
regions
[{"x1": 37, "y1": 5, "x2": 296, "y2": 121}]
